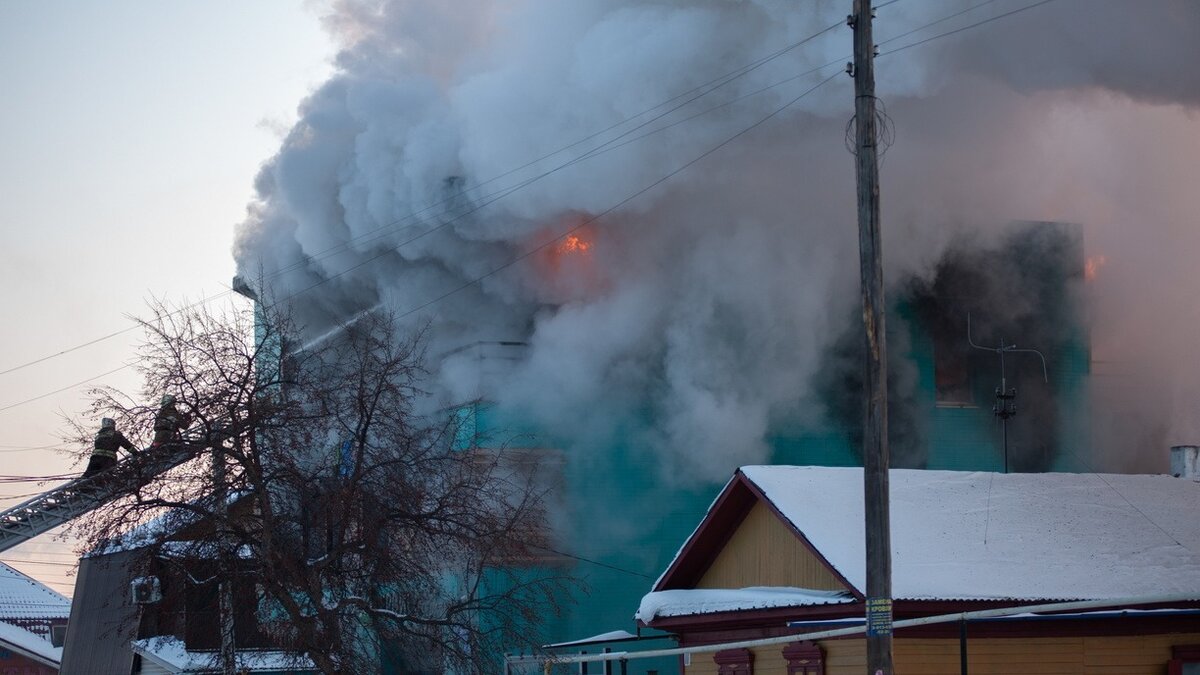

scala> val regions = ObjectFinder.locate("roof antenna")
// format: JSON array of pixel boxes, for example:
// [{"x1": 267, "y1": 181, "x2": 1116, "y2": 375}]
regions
[{"x1": 967, "y1": 313, "x2": 1049, "y2": 474}]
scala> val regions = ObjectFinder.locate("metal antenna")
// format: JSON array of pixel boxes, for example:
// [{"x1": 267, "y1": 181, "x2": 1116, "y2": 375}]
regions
[{"x1": 967, "y1": 313, "x2": 1049, "y2": 473}]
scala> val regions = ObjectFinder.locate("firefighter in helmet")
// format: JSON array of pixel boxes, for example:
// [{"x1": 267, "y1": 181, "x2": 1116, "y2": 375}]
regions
[
  {"x1": 83, "y1": 418, "x2": 136, "y2": 478},
  {"x1": 151, "y1": 394, "x2": 191, "y2": 448}
]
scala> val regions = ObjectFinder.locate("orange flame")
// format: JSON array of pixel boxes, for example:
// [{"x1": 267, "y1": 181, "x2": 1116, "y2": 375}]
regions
[
  {"x1": 1085, "y1": 254, "x2": 1108, "y2": 282},
  {"x1": 557, "y1": 234, "x2": 592, "y2": 255}
]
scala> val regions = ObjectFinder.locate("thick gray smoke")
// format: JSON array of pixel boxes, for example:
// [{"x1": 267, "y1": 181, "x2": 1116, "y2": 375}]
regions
[{"x1": 235, "y1": 0, "x2": 1200, "y2": 482}]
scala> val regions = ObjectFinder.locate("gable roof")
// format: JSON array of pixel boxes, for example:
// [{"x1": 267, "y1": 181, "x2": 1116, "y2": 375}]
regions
[
  {"x1": 655, "y1": 466, "x2": 1200, "y2": 603},
  {"x1": 0, "y1": 561, "x2": 70, "y2": 622},
  {"x1": 0, "y1": 562, "x2": 68, "y2": 667}
]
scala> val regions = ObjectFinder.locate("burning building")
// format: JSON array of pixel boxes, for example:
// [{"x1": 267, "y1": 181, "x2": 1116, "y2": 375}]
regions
[{"x1": 228, "y1": 0, "x2": 1200, "y2": 668}]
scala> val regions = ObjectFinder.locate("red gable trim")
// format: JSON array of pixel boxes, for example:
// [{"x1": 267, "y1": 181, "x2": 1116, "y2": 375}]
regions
[
  {"x1": 653, "y1": 469, "x2": 863, "y2": 600},
  {"x1": 654, "y1": 473, "x2": 757, "y2": 591}
]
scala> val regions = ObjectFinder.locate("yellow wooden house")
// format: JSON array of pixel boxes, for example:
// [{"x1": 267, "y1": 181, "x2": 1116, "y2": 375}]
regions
[{"x1": 636, "y1": 466, "x2": 1200, "y2": 674}]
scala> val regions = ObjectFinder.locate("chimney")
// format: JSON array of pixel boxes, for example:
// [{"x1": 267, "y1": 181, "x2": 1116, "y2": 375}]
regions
[{"x1": 1170, "y1": 445, "x2": 1200, "y2": 481}]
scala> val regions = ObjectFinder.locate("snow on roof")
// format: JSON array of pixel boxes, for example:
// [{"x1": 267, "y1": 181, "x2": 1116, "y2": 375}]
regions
[
  {"x1": 543, "y1": 629, "x2": 639, "y2": 648},
  {"x1": 0, "y1": 561, "x2": 71, "y2": 621},
  {"x1": 89, "y1": 491, "x2": 250, "y2": 557},
  {"x1": 741, "y1": 466, "x2": 1200, "y2": 602},
  {"x1": 0, "y1": 618, "x2": 62, "y2": 667},
  {"x1": 636, "y1": 587, "x2": 853, "y2": 623},
  {"x1": 132, "y1": 636, "x2": 314, "y2": 673}
]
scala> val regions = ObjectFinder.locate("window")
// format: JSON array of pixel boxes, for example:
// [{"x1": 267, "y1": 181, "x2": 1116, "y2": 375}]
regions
[
  {"x1": 932, "y1": 324, "x2": 973, "y2": 406},
  {"x1": 1170, "y1": 645, "x2": 1200, "y2": 675},
  {"x1": 713, "y1": 648, "x2": 754, "y2": 675},
  {"x1": 783, "y1": 641, "x2": 824, "y2": 675}
]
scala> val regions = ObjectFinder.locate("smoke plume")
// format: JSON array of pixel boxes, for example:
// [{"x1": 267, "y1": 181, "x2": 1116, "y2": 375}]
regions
[{"x1": 235, "y1": 0, "x2": 1200, "y2": 482}]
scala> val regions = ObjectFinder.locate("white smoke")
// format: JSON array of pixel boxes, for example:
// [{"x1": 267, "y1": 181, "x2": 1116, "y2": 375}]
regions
[{"x1": 235, "y1": 0, "x2": 1200, "y2": 481}]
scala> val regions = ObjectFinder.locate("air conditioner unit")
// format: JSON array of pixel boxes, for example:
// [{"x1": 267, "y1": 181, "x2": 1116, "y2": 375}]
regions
[{"x1": 131, "y1": 576, "x2": 162, "y2": 604}]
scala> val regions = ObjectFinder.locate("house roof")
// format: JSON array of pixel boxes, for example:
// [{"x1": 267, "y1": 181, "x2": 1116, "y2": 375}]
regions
[
  {"x1": 653, "y1": 466, "x2": 1200, "y2": 606},
  {"x1": 0, "y1": 561, "x2": 70, "y2": 621},
  {"x1": 0, "y1": 618, "x2": 62, "y2": 667}
]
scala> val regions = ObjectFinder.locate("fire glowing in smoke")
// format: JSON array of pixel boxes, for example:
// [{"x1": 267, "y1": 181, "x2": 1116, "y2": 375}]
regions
[
  {"x1": 1085, "y1": 254, "x2": 1108, "y2": 282},
  {"x1": 557, "y1": 234, "x2": 592, "y2": 255},
  {"x1": 532, "y1": 218, "x2": 606, "y2": 302}
]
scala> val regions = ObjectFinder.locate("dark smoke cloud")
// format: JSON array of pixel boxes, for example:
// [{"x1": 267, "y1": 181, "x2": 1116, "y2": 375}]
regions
[{"x1": 235, "y1": 0, "x2": 1200, "y2": 481}]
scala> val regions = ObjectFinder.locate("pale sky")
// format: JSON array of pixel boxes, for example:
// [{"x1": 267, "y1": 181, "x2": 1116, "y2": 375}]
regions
[{"x1": 0, "y1": 1, "x2": 335, "y2": 595}]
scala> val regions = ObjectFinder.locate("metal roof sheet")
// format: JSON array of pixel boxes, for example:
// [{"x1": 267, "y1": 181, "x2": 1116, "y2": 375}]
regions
[{"x1": 0, "y1": 561, "x2": 70, "y2": 621}]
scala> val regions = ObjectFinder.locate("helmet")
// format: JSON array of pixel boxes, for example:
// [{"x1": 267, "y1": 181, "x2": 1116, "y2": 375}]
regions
[
  {"x1": 161, "y1": 394, "x2": 176, "y2": 406},
  {"x1": 100, "y1": 417, "x2": 115, "y2": 429}
]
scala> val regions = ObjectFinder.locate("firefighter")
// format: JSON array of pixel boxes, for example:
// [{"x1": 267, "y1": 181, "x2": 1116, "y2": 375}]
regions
[
  {"x1": 150, "y1": 394, "x2": 191, "y2": 448},
  {"x1": 83, "y1": 418, "x2": 136, "y2": 478}
]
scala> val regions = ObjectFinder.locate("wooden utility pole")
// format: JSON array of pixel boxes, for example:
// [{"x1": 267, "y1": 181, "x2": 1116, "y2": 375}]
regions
[{"x1": 850, "y1": 0, "x2": 894, "y2": 672}]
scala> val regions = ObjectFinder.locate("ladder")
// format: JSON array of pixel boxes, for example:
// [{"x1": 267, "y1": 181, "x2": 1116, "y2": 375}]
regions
[{"x1": 0, "y1": 440, "x2": 205, "y2": 554}]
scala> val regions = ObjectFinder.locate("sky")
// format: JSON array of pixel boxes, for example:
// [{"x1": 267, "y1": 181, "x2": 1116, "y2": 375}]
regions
[{"x1": 0, "y1": 1, "x2": 335, "y2": 596}]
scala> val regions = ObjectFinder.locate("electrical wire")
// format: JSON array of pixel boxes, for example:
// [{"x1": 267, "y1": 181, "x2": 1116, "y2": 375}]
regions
[
  {"x1": 875, "y1": 0, "x2": 998, "y2": 48},
  {"x1": 0, "y1": 559, "x2": 77, "y2": 568},
  {"x1": 530, "y1": 544, "x2": 652, "y2": 580},
  {"x1": 0, "y1": 474, "x2": 77, "y2": 483},
  {"x1": 0, "y1": 364, "x2": 130, "y2": 414},
  {"x1": 879, "y1": 0, "x2": 1059, "y2": 56}
]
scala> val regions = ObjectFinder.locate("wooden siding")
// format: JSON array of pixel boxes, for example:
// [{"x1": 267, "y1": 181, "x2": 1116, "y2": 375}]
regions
[
  {"x1": 681, "y1": 633, "x2": 1200, "y2": 674},
  {"x1": 696, "y1": 501, "x2": 846, "y2": 591}
]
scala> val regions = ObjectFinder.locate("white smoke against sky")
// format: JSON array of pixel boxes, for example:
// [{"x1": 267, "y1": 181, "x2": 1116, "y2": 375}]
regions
[{"x1": 235, "y1": 0, "x2": 1200, "y2": 481}]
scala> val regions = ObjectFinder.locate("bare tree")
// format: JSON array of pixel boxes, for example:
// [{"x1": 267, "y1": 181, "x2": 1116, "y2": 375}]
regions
[{"x1": 69, "y1": 296, "x2": 569, "y2": 674}]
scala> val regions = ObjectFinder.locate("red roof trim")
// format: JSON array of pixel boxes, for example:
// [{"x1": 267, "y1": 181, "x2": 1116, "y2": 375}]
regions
[
  {"x1": 646, "y1": 598, "x2": 1200, "y2": 635},
  {"x1": 653, "y1": 473, "x2": 759, "y2": 591}
]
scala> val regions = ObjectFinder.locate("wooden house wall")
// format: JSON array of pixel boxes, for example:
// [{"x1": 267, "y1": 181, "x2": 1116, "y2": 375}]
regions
[
  {"x1": 696, "y1": 502, "x2": 846, "y2": 592},
  {"x1": 0, "y1": 649, "x2": 57, "y2": 675},
  {"x1": 681, "y1": 632, "x2": 1200, "y2": 674}
]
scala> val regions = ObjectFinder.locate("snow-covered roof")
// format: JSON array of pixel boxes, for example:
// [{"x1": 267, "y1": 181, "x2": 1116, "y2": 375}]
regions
[
  {"x1": 637, "y1": 587, "x2": 853, "y2": 623},
  {"x1": 544, "y1": 630, "x2": 639, "y2": 648},
  {"x1": 0, "y1": 618, "x2": 62, "y2": 667},
  {"x1": 739, "y1": 466, "x2": 1200, "y2": 602},
  {"x1": 0, "y1": 561, "x2": 71, "y2": 621},
  {"x1": 89, "y1": 491, "x2": 250, "y2": 557},
  {"x1": 132, "y1": 636, "x2": 314, "y2": 673}
]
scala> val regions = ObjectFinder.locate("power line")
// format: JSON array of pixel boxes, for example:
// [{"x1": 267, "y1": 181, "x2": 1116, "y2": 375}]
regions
[
  {"x1": 875, "y1": 0, "x2": 998, "y2": 48},
  {"x1": 879, "y1": 0, "x2": 1059, "y2": 56},
  {"x1": 0, "y1": 559, "x2": 77, "y2": 568},
  {"x1": 531, "y1": 544, "x2": 652, "y2": 580},
  {"x1": 0, "y1": 364, "x2": 129, "y2": 414}
]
